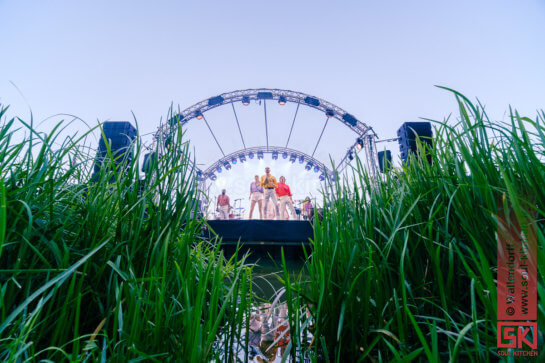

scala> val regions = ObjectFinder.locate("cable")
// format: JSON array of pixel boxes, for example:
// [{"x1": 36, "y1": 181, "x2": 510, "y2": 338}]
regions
[
  {"x1": 264, "y1": 100, "x2": 269, "y2": 151},
  {"x1": 202, "y1": 114, "x2": 226, "y2": 157},
  {"x1": 231, "y1": 102, "x2": 246, "y2": 149},
  {"x1": 285, "y1": 102, "x2": 300, "y2": 148},
  {"x1": 311, "y1": 116, "x2": 330, "y2": 158}
]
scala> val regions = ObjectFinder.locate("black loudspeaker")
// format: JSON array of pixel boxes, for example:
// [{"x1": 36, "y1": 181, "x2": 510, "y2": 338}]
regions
[
  {"x1": 141, "y1": 152, "x2": 157, "y2": 174},
  {"x1": 378, "y1": 150, "x2": 392, "y2": 173},
  {"x1": 397, "y1": 122, "x2": 432, "y2": 163},
  {"x1": 93, "y1": 121, "x2": 137, "y2": 177}
]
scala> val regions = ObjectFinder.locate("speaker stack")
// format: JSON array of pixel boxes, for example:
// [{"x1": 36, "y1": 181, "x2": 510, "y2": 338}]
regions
[
  {"x1": 377, "y1": 150, "x2": 392, "y2": 173},
  {"x1": 141, "y1": 152, "x2": 157, "y2": 174},
  {"x1": 397, "y1": 122, "x2": 432, "y2": 164},
  {"x1": 93, "y1": 121, "x2": 137, "y2": 179}
]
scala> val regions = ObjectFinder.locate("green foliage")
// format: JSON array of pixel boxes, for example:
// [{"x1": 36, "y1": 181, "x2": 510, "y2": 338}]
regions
[
  {"x1": 2, "y1": 89, "x2": 543, "y2": 362},
  {"x1": 0, "y1": 109, "x2": 252, "y2": 362},
  {"x1": 285, "y1": 90, "x2": 545, "y2": 362}
]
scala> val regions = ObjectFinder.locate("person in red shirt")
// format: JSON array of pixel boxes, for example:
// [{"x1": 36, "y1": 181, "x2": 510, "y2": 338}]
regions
[
  {"x1": 276, "y1": 176, "x2": 297, "y2": 220},
  {"x1": 217, "y1": 189, "x2": 231, "y2": 220}
]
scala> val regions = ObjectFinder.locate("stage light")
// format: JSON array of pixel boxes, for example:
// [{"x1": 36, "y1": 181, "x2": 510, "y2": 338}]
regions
[
  {"x1": 209, "y1": 173, "x2": 217, "y2": 181},
  {"x1": 242, "y1": 96, "x2": 250, "y2": 106},
  {"x1": 299, "y1": 156, "x2": 305, "y2": 164},
  {"x1": 304, "y1": 96, "x2": 320, "y2": 107},
  {"x1": 319, "y1": 173, "x2": 325, "y2": 181},
  {"x1": 326, "y1": 109, "x2": 334, "y2": 118},
  {"x1": 257, "y1": 92, "x2": 273, "y2": 100},
  {"x1": 196, "y1": 170, "x2": 204, "y2": 180},
  {"x1": 314, "y1": 165, "x2": 320, "y2": 173},
  {"x1": 249, "y1": 152, "x2": 254, "y2": 159},
  {"x1": 208, "y1": 96, "x2": 224, "y2": 106},
  {"x1": 348, "y1": 151, "x2": 354, "y2": 161},
  {"x1": 195, "y1": 111, "x2": 203, "y2": 120},
  {"x1": 239, "y1": 154, "x2": 246, "y2": 163},
  {"x1": 278, "y1": 96, "x2": 287, "y2": 105},
  {"x1": 342, "y1": 113, "x2": 357, "y2": 126},
  {"x1": 231, "y1": 157, "x2": 237, "y2": 165},
  {"x1": 257, "y1": 151, "x2": 264, "y2": 159},
  {"x1": 216, "y1": 166, "x2": 222, "y2": 173},
  {"x1": 282, "y1": 152, "x2": 288, "y2": 159},
  {"x1": 272, "y1": 151, "x2": 278, "y2": 159},
  {"x1": 356, "y1": 138, "x2": 364, "y2": 150},
  {"x1": 289, "y1": 154, "x2": 296, "y2": 163},
  {"x1": 305, "y1": 162, "x2": 313, "y2": 171},
  {"x1": 224, "y1": 162, "x2": 231, "y2": 170}
]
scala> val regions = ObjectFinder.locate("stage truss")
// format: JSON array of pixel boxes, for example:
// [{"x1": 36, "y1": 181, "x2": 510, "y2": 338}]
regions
[{"x1": 154, "y1": 88, "x2": 379, "y2": 184}]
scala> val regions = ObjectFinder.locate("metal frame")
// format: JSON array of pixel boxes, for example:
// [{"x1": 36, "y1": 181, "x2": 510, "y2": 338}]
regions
[
  {"x1": 199, "y1": 145, "x2": 334, "y2": 181},
  {"x1": 155, "y1": 88, "x2": 378, "y2": 182},
  {"x1": 158, "y1": 88, "x2": 372, "y2": 137}
]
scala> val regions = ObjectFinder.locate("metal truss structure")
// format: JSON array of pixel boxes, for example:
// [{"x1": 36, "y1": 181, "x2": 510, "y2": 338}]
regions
[
  {"x1": 154, "y1": 88, "x2": 379, "y2": 183},
  {"x1": 199, "y1": 145, "x2": 334, "y2": 179}
]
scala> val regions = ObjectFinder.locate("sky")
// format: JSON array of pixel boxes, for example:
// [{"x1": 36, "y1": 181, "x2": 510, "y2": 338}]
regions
[{"x1": 1, "y1": 0, "x2": 544, "y2": 217}]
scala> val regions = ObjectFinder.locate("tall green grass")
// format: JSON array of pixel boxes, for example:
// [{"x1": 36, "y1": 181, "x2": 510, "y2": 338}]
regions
[
  {"x1": 2, "y1": 89, "x2": 543, "y2": 362},
  {"x1": 284, "y1": 89, "x2": 544, "y2": 361},
  {"x1": 0, "y1": 107, "x2": 252, "y2": 361}
]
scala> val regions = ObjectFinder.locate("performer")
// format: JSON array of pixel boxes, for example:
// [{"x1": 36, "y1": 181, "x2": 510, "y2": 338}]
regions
[
  {"x1": 302, "y1": 196, "x2": 313, "y2": 220},
  {"x1": 265, "y1": 200, "x2": 276, "y2": 219},
  {"x1": 260, "y1": 166, "x2": 280, "y2": 220},
  {"x1": 249, "y1": 175, "x2": 264, "y2": 219},
  {"x1": 217, "y1": 189, "x2": 231, "y2": 220},
  {"x1": 276, "y1": 176, "x2": 297, "y2": 220}
]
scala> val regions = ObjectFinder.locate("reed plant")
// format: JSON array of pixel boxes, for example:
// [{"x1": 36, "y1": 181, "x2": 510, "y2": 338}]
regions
[
  {"x1": 284, "y1": 89, "x2": 544, "y2": 362},
  {"x1": 0, "y1": 107, "x2": 252, "y2": 362},
  {"x1": 2, "y1": 88, "x2": 543, "y2": 362}
]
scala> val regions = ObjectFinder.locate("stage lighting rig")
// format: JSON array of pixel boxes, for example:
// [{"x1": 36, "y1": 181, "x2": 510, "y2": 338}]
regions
[
  {"x1": 356, "y1": 138, "x2": 364, "y2": 150},
  {"x1": 289, "y1": 154, "x2": 297, "y2": 163}
]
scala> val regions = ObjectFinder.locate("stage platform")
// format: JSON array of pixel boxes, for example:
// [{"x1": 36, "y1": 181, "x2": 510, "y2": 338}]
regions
[{"x1": 206, "y1": 220, "x2": 313, "y2": 245}]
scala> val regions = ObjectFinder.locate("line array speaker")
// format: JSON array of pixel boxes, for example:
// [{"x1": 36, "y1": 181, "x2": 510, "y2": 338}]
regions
[
  {"x1": 93, "y1": 121, "x2": 137, "y2": 178},
  {"x1": 378, "y1": 150, "x2": 392, "y2": 173},
  {"x1": 397, "y1": 122, "x2": 432, "y2": 164}
]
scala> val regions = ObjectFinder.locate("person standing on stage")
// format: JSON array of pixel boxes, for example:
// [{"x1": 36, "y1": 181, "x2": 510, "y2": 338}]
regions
[
  {"x1": 276, "y1": 176, "x2": 297, "y2": 220},
  {"x1": 265, "y1": 200, "x2": 276, "y2": 220},
  {"x1": 249, "y1": 175, "x2": 264, "y2": 219},
  {"x1": 302, "y1": 196, "x2": 313, "y2": 220},
  {"x1": 260, "y1": 166, "x2": 280, "y2": 220},
  {"x1": 217, "y1": 189, "x2": 231, "y2": 220}
]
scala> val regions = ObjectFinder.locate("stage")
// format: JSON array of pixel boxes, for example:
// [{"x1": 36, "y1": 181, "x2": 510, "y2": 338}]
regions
[{"x1": 206, "y1": 220, "x2": 313, "y2": 246}]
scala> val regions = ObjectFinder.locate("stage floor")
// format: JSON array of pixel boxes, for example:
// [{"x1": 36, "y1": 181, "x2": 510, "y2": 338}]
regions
[{"x1": 206, "y1": 220, "x2": 313, "y2": 245}]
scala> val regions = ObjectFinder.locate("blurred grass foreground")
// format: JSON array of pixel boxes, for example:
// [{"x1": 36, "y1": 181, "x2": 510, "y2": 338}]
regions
[{"x1": 0, "y1": 89, "x2": 543, "y2": 362}]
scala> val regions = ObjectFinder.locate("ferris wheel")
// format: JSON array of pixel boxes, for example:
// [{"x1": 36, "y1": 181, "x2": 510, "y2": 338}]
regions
[{"x1": 155, "y1": 88, "x2": 379, "y2": 188}]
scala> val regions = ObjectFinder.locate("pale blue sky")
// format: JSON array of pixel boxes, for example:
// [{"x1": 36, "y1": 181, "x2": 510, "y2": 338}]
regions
[{"x1": 1, "y1": 0, "x2": 544, "y2": 215}]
